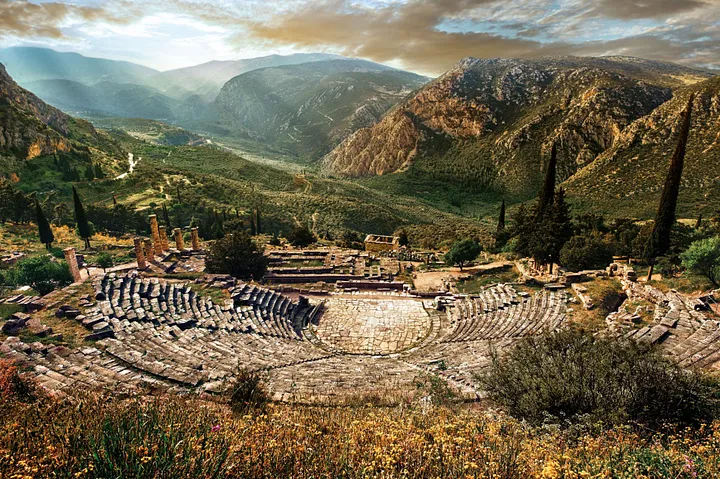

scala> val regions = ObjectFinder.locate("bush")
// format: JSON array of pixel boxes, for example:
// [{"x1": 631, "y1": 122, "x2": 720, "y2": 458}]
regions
[
  {"x1": 3, "y1": 255, "x2": 73, "y2": 295},
  {"x1": 205, "y1": 232, "x2": 268, "y2": 280},
  {"x1": 287, "y1": 224, "x2": 315, "y2": 247},
  {"x1": 480, "y1": 329, "x2": 719, "y2": 427},
  {"x1": 229, "y1": 369, "x2": 270, "y2": 414},
  {"x1": 681, "y1": 237, "x2": 720, "y2": 287},
  {"x1": 96, "y1": 252, "x2": 115, "y2": 272},
  {"x1": 559, "y1": 235, "x2": 614, "y2": 271}
]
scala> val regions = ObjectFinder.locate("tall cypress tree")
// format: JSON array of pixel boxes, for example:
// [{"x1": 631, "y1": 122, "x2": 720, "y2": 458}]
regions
[
  {"x1": 162, "y1": 203, "x2": 171, "y2": 229},
  {"x1": 35, "y1": 198, "x2": 54, "y2": 250},
  {"x1": 645, "y1": 93, "x2": 695, "y2": 280},
  {"x1": 497, "y1": 199, "x2": 506, "y2": 232},
  {"x1": 536, "y1": 143, "x2": 558, "y2": 217},
  {"x1": 73, "y1": 186, "x2": 91, "y2": 249},
  {"x1": 254, "y1": 208, "x2": 262, "y2": 235}
]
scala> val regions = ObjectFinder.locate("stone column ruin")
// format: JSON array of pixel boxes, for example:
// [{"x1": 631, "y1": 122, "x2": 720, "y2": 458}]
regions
[
  {"x1": 149, "y1": 214, "x2": 163, "y2": 255},
  {"x1": 143, "y1": 238, "x2": 154, "y2": 261},
  {"x1": 173, "y1": 228, "x2": 184, "y2": 251},
  {"x1": 158, "y1": 226, "x2": 169, "y2": 252},
  {"x1": 191, "y1": 227, "x2": 200, "y2": 251},
  {"x1": 134, "y1": 237, "x2": 146, "y2": 270},
  {"x1": 63, "y1": 247, "x2": 82, "y2": 282}
]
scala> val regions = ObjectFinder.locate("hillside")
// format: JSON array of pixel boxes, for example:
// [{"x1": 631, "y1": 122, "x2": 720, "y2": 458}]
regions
[
  {"x1": 324, "y1": 56, "x2": 713, "y2": 199},
  {"x1": 151, "y1": 53, "x2": 344, "y2": 100},
  {"x1": 23, "y1": 79, "x2": 179, "y2": 121},
  {"x1": 564, "y1": 76, "x2": 720, "y2": 217},
  {"x1": 0, "y1": 47, "x2": 158, "y2": 86},
  {"x1": 0, "y1": 62, "x2": 106, "y2": 161},
  {"x1": 215, "y1": 59, "x2": 428, "y2": 159}
]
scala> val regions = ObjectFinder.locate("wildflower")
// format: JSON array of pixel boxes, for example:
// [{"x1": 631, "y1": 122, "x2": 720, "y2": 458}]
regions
[
  {"x1": 212, "y1": 424, "x2": 221, "y2": 432},
  {"x1": 140, "y1": 456, "x2": 152, "y2": 464}
]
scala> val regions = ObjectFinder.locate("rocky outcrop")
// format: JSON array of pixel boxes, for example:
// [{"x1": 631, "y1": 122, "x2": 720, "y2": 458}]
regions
[
  {"x1": 323, "y1": 56, "x2": 710, "y2": 196},
  {"x1": 0, "y1": 62, "x2": 79, "y2": 159},
  {"x1": 564, "y1": 76, "x2": 720, "y2": 217}
]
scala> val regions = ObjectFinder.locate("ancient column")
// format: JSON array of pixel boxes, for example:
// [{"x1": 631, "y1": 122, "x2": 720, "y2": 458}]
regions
[
  {"x1": 191, "y1": 227, "x2": 200, "y2": 251},
  {"x1": 143, "y1": 238, "x2": 154, "y2": 260},
  {"x1": 149, "y1": 214, "x2": 162, "y2": 255},
  {"x1": 158, "y1": 226, "x2": 169, "y2": 252},
  {"x1": 173, "y1": 228, "x2": 184, "y2": 251},
  {"x1": 63, "y1": 247, "x2": 82, "y2": 282},
  {"x1": 134, "y1": 237, "x2": 146, "y2": 270}
]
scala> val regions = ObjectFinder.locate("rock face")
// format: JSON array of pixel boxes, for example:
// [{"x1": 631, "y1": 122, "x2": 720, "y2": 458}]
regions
[
  {"x1": 323, "y1": 56, "x2": 711, "y2": 196},
  {"x1": 215, "y1": 59, "x2": 428, "y2": 159},
  {"x1": 564, "y1": 76, "x2": 720, "y2": 217},
  {"x1": 0, "y1": 62, "x2": 77, "y2": 159}
]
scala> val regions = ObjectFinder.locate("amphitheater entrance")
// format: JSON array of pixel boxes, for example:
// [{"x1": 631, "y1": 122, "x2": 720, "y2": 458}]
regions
[{"x1": 313, "y1": 298, "x2": 432, "y2": 354}]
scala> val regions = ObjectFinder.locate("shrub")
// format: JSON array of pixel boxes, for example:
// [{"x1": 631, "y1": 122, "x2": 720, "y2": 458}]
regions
[
  {"x1": 479, "y1": 329, "x2": 720, "y2": 427},
  {"x1": 96, "y1": 252, "x2": 115, "y2": 272},
  {"x1": 205, "y1": 232, "x2": 268, "y2": 280},
  {"x1": 681, "y1": 237, "x2": 720, "y2": 287},
  {"x1": 0, "y1": 359, "x2": 41, "y2": 404},
  {"x1": 559, "y1": 235, "x2": 614, "y2": 271},
  {"x1": 3, "y1": 255, "x2": 73, "y2": 295},
  {"x1": 287, "y1": 224, "x2": 315, "y2": 247},
  {"x1": 229, "y1": 369, "x2": 270, "y2": 414}
]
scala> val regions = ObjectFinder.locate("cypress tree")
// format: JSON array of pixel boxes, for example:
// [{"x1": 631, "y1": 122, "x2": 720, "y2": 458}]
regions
[
  {"x1": 695, "y1": 214, "x2": 702, "y2": 230},
  {"x1": 162, "y1": 203, "x2": 171, "y2": 229},
  {"x1": 645, "y1": 93, "x2": 695, "y2": 280},
  {"x1": 536, "y1": 143, "x2": 558, "y2": 217},
  {"x1": 497, "y1": 199, "x2": 506, "y2": 232},
  {"x1": 254, "y1": 208, "x2": 262, "y2": 235},
  {"x1": 84, "y1": 164, "x2": 95, "y2": 181},
  {"x1": 72, "y1": 186, "x2": 91, "y2": 249},
  {"x1": 35, "y1": 199, "x2": 54, "y2": 250}
]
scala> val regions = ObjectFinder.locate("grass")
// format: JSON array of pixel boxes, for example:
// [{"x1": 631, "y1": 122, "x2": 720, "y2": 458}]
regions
[
  {"x1": 456, "y1": 266, "x2": 521, "y2": 294},
  {"x1": 3, "y1": 376, "x2": 720, "y2": 478}
]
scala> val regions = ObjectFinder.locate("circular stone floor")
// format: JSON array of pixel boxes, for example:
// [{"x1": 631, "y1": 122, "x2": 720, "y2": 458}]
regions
[{"x1": 314, "y1": 298, "x2": 432, "y2": 354}]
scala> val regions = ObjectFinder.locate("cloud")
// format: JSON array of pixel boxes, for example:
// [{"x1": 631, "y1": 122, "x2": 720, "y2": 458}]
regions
[
  {"x1": 244, "y1": 0, "x2": 720, "y2": 75},
  {"x1": 0, "y1": 0, "x2": 136, "y2": 40}
]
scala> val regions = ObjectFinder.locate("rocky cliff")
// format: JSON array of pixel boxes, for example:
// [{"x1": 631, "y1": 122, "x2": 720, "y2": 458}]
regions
[
  {"x1": 0, "y1": 62, "x2": 75, "y2": 159},
  {"x1": 323, "y1": 56, "x2": 711, "y2": 196},
  {"x1": 564, "y1": 76, "x2": 720, "y2": 217}
]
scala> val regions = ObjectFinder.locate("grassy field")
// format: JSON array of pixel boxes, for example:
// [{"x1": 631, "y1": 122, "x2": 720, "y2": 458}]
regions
[{"x1": 2, "y1": 375, "x2": 720, "y2": 479}]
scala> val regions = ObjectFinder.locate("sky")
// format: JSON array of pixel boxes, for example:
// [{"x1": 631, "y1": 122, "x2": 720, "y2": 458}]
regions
[{"x1": 1, "y1": 0, "x2": 719, "y2": 76}]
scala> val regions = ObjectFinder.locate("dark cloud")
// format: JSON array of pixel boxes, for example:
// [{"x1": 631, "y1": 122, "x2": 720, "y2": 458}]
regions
[
  {"x1": 591, "y1": 0, "x2": 708, "y2": 20},
  {"x1": 0, "y1": 0, "x2": 135, "y2": 39}
]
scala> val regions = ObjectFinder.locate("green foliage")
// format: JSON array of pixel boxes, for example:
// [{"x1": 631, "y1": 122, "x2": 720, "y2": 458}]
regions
[
  {"x1": 205, "y1": 232, "x2": 268, "y2": 280},
  {"x1": 560, "y1": 235, "x2": 614, "y2": 271},
  {"x1": 229, "y1": 369, "x2": 270, "y2": 414},
  {"x1": 95, "y1": 252, "x2": 115, "y2": 272},
  {"x1": 34, "y1": 198, "x2": 54, "y2": 249},
  {"x1": 3, "y1": 255, "x2": 73, "y2": 295},
  {"x1": 444, "y1": 238, "x2": 482, "y2": 271},
  {"x1": 480, "y1": 329, "x2": 720, "y2": 427},
  {"x1": 72, "y1": 186, "x2": 91, "y2": 248},
  {"x1": 681, "y1": 237, "x2": 720, "y2": 287},
  {"x1": 287, "y1": 224, "x2": 315, "y2": 247}
]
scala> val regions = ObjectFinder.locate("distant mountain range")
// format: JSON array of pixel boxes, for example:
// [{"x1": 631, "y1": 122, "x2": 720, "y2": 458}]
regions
[{"x1": 214, "y1": 59, "x2": 428, "y2": 158}]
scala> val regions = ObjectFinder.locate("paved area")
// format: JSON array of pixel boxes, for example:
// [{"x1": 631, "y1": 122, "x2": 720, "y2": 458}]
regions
[{"x1": 314, "y1": 298, "x2": 431, "y2": 354}]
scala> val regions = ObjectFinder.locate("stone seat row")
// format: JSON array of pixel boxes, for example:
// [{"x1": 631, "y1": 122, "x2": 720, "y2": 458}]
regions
[
  {"x1": 88, "y1": 274, "x2": 305, "y2": 341},
  {"x1": 442, "y1": 288, "x2": 567, "y2": 343}
]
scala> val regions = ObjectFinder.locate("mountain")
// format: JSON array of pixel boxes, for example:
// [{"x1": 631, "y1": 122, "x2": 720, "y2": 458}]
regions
[
  {"x1": 152, "y1": 53, "x2": 345, "y2": 100},
  {"x1": 323, "y1": 56, "x2": 713, "y2": 198},
  {"x1": 214, "y1": 59, "x2": 429, "y2": 159},
  {"x1": 0, "y1": 47, "x2": 158, "y2": 87},
  {"x1": 564, "y1": 76, "x2": 720, "y2": 217},
  {"x1": 23, "y1": 79, "x2": 179, "y2": 120}
]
